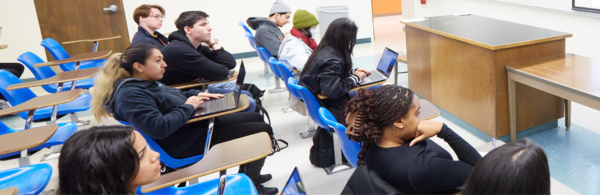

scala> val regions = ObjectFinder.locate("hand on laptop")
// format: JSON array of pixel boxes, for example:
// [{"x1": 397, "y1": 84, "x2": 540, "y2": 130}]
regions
[
  {"x1": 197, "y1": 92, "x2": 224, "y2": 99},
  {"x1": 185, "y1": 96, "x2": 205, "y2": 109},
  {"x1": 353, "y1": 68, "x2": 371, "y2": 79}
]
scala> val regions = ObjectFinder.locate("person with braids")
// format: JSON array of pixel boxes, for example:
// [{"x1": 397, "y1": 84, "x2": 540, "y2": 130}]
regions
[
  {"x1": 91, "y1": 43, "x2": 279, "y2": 194},
  {"x1": 344, "y1": 85, "x2": 482, "y2": 194}
]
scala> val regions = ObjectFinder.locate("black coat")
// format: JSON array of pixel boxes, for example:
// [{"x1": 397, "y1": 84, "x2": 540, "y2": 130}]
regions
[
  {"x1": 342, "y1": 166, "x2": 402, "y2": 195},
  {"x1": 299, "y1": 46, "x2": 360, "y2": 124},
  {"x1": 107, "y1": 78, "x2": 207, "y2": 157},
  {"x1": 131, "y1": 26, "x2": 168, "y2": 49},
  {"x1": 159, "y1": 31, "x2": 236, "y2": 85}
]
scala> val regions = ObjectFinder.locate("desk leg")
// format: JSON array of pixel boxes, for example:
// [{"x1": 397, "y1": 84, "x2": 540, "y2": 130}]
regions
[
  {"x1": 93, "y1": 41, "x2": 98, "y2": 52},
  {"x1": 217, "y1": 170, "x2": 227, "y2": 195},
  {"x1": 49, "y1": 83, "x2": 64, "y2": 124},
  {"x1": 204, "y1": 118, "x2": 215, "y2": 155},
  {"x1": 565, "y1": 99, "x2": 571, "y2": 131},
  {"x1": 394, "y1": 61, "x2": 398, "y2": 85},
  {"x1": 19, "y1": 110, "x2": 36, "y2": 167},
  {"x1": 508, "y1": 77, "x2": 517, "y2": 142}
]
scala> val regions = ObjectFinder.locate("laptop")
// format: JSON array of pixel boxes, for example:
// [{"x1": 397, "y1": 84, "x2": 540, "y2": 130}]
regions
[
  {"x1": 191, "y1": 61, "x2": 246, "y2": 118},
  {"x1": 358, "y1": 47, "x2": 399, "y2": 85},
  {"x1": 281, "y1": 167, "x2": 307, "y2": 195}
]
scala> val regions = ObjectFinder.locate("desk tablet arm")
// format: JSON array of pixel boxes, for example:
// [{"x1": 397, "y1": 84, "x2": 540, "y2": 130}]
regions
[
  {"x1": 140, "y1": 132, "x2": 272, "y2": 194},
  {"x1": 62, "y1": 35, "x2": 121, "y2": 52}
]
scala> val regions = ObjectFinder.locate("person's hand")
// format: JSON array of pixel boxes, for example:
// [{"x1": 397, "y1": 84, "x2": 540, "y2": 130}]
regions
[
  {"x1": 185, "y1": 96, "x2": 204, "y2": 109},
  {"x1": 197, "y1": 92, "x2": 224, "y2": 99},
  {"x1": 353, "y1": 70, "x2": 368, "y2": 79},
  {"x1": 206, "y1": 39, "x2": 221, "y2": 50},
  {"x1": 356, "y1": 68, "x2": 371, "y2": 75},
  {"x1": 409, "y1": 120, "x2": 444, "y2": 147}
]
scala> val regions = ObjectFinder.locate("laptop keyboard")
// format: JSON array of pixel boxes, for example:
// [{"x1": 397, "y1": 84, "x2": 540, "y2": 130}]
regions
[
  {"x1": 366, "y1": 72, "x2": 385, "y2": 81},
  {"x1": 208, "y1": 95, "x2": 229, "y2": 112}
]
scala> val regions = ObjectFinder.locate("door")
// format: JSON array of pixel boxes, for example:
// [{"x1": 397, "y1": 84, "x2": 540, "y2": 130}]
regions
[{"x1": 34, "y1": 0, "x2": 130, "y2": 61}]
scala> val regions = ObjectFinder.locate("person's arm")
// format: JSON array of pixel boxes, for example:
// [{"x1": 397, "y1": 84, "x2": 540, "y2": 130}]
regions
[
  {"x1": 198, "y1": 45, "x2": 236, "y2": 69},
  {"x1": 173, "y1": 48, "x2": 231, "y2": 81},
  {"x1": 256, "y1": 28, "x2": 282, "y2": 58},
  {"x1": 117, "y1": 90, "x2": 194, "y2": 139},
  {"x1": 283, "y1": 41, "x2": 310, "y2": 71},
  {"x1": 316, "y1": 59, "x2": 361, "y2": 99},
  {"x1": 182, "y1": 89, "x2": 203, "y2": 97},
  {"x1": 437, "y1": 124, "x2": 482, "y2": 166}
]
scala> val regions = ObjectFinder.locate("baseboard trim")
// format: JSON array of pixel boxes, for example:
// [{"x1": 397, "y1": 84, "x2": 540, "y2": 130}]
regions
[{"x1": 373, "y1": 12, "x2": 402, "y2": 17}]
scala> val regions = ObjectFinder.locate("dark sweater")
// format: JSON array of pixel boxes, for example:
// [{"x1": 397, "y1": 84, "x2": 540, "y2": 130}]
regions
[
  {"x1": 109, "y1": 78, "x2": 208, "y2": 157},
  {"x1": 159, "y1": 31, "x2": 236, "y2": 85},
  {"x1": 131, "y1": 26, "x2": 168, "y2": 49},
  {"x1": 364, "y1": 124, "x2": 482, "y2": 194}
]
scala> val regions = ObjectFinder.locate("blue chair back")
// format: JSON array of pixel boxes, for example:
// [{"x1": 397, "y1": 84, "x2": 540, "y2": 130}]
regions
[
  {"x1": 0, "y1": 164, "x2": 52, "y2": 195},
  {"x1": 40, "y1": 38, "x2": 80, "y2": 71},
  {"x1": 17, "y1": 52, "x2": 58, "y2": 80},
  {"x1": 285, "y1": 77, "x2": 303, "y2": 100},
  {"x1": 319, "y1": 107, "x2": 361, "y2": 168},
  {"x1": 287, "y1": 80, "x2": 330, "y2": 130},
  {"x1": 0, "y1": 70, "x2": 38, "y2": 106},
  {"x1": 256, "y1": 47, "x2": 271, "y2": 63},
  {"x1": 244, "y1": 32, "x2": 256, "y2": 49},
  {"x1": 238, "y1": 21, "x2": 253, "y2": 36},
  {"x1": 267, "y1": 57, "x2": 283, "y2": 79},
  {"x1": 119, "y1": 121, "x2": 203, "y2": 168}
]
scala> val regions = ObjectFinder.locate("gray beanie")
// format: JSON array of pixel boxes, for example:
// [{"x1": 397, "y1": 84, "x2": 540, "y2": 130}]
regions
[{"x1": 270, "y1": 0, "x2": 291, "y2": 15}]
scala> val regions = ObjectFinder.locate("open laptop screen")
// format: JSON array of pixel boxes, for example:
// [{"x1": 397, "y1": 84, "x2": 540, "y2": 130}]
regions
[
  {"x1": 375, "y1": 47, "x2": 399, "y2": 77},
  {"x1": 281, "y1": 167, "x2": 306, "y2": 195},
  {"x1": 233, "y1": 61, "x2": 246, "y2": 104}
]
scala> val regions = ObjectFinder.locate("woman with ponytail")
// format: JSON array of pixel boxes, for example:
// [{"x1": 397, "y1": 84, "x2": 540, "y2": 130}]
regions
[
  {"x1": 344, "y1": 85, "x2": 481, "y2": 194},
  {"x1": 91, "y1": 43, "x2": 278, "y2": 194}
]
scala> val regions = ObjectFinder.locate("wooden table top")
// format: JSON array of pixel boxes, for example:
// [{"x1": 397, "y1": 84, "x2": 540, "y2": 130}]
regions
[
  {"x1": 397, "y1": 55, "x2": 408, "y2": 63},
  {"x1": 62, "y1": 35, "x2": 121, "y2": 44},
  {"x1": 187, "y1": 94, "x2": 249, "y2": 123},
  {"x1": 506, "y1": 53, "x2": 600, "y2": 101},
  {"x1": 141, "y1": 132, "x2": 271, "y2": 193},
  {"x1": 0, "y1": 124, "x2": 58, "y2": 156},
  {"x1": 0, "y1": 187, "x2": 18, "y2": 195},
  {"x1": 0, "y1": 89, "x2": 83, "y2": 117},
  {"x1": 34, "y1": 50, "x2": 111, "y2": 68},
  {"x1": 169, "y1": 68, "x2": 239, "y2": 90},
  {"x1": 419, "y1": 99, "x2": 441, "y2": 120},
  {"x1": 7, "y1": 68, "x2": 100, "y2": 90},
  {"x1": 318, "y1": 80, "x2": 387, "y2": 99}
]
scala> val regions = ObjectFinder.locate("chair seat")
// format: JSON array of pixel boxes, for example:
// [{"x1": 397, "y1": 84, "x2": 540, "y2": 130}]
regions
[
  {"x1": 17, "y1": 94, "x2": 91, "y2": 121},
  {"x1": 41, "y1": 76, "x2": 96, "y2": 93},
  {"x1": 140, "y1": 173, "x2": 257, "y2": 195},
  {"x1": 0, "y1": 122, "x2": 77, "y2": 159},
  {"x1": 0, "y1": 164, "x2": 52, "y2": 195},
  {"x1": 60, "y1": 59, "x2": 106, "y2": 71}
]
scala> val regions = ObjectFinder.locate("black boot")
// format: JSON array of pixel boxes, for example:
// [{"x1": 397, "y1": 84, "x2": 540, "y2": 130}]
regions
[{"x1": 255, "y1": 184, "x2": 279, "y2": 195}]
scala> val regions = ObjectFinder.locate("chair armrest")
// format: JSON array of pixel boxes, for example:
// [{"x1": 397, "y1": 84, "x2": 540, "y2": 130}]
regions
[
  {"x1": 0, "y1": 187, "x2": 18, "y2": 195},
  {"x1": 0, "y1": 89, "x2": 83, "y2": 117},
  {"x1": 0, "y1": 124, "x2": 58, "y2": 156},
  {"x1": 141, "y1": 132, "x2": 272, "y2": 193},
  {"x1": 34, "y1": 50, "x2": 112, "y2": 68},
  {"x1": 61, "y1": 35, "x2": 121, "y2": 44},
  {"x1": 7, "y1": 68, "x2": 100, "y2": 90}
]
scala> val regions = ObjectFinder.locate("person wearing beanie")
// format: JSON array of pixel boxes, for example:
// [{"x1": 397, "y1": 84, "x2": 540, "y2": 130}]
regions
[
  {"x1": 278, "y1": 9, "x2": 319, "y2": 73},
  {"x1": 246, "y1": 0, "x2": 292, "y2": 58}
]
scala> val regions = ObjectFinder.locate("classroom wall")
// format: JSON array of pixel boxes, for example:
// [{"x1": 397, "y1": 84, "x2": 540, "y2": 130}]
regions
[
  {"x1": 401, "y1": 0, "x2": 600, "y2": 60},
  {"x1": 0, "y1": 0, "x2": 374, "y2": 79},
  {"x1": 372, "y1": 0, "x2": 402, "y2": 15}
]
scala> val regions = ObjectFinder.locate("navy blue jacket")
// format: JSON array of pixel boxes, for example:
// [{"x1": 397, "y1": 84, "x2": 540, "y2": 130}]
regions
[
  {"x1": 131, "y1": 26, "x2": 169, "y2": 49},
  {"x1": 108, "y1": 78, "x2": 207, "y2": 157}
]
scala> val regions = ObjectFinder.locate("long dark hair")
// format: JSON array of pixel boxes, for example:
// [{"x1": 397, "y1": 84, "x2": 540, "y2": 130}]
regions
[
  {"x1": 57, "y1": 125, "x2": 140, "y2": 194},
  {"x1": 463, "y1": 138, "x2": 550, "y2": 194},
  {"x1": 343, "y1": 85, "x2": 415, "y2": 166},
  {"x1": 300, "y1": 17, "x2": 357, "y2": 78}
]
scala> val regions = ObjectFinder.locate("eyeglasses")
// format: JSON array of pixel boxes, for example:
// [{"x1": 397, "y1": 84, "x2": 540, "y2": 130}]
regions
[{"x1": 150, "y1": 15, "x2": 164, "y2": 20}]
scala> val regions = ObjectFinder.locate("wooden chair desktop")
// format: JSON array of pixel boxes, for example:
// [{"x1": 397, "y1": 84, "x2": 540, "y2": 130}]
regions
[
  {"x1": 169, "y1": 64, "x2": 240, "y2": 90},
  {"x1": 61, "y1": 35, "x2": 121, "y2": 52}
]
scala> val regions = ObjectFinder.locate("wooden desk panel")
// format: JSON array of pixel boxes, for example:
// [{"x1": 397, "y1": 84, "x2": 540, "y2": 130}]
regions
[
  {"x1": 406, "y1": 27, "x2": 432, "y2": 100},
  {"x1": 0, "y1": 89, "x2": 83, "y2": 117},
  {"x1": 0, "y1": 124, "x2": 58, "y2": 156},
  {"x1": 187, "y1": 95, "x2": 250, "y2": 123},
  {"x1": 34, "y1": 50, "x2": 111, "y2": 67},
  {"x1": 0, "y1": 187, "x2": 18, "y2": 195},
  {"x1": 7, "y1": 68, "x2": 100, "y2": 90}
]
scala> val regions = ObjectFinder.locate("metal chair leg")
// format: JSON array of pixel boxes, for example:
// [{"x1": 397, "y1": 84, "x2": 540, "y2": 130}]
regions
[
  {"x1": 299, "y1": 117, "x2": 317, "y2": 139},
  {"x1": 324, "y1": 132, "x2": 352, "y2": 175},
  {"x1": 70, "y1": 113, "x2": 90, "y2": 126},
  {"x1": 269, "y1": 78, "x2": 287, "y2": 93},
  {"x1": 258, "y1": 62, "x2": 274, "y2": 78}
]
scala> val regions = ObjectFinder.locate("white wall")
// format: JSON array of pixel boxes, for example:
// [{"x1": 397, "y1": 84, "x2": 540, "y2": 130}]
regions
[
  {"x1": 401, "y1": 0, "x2": 600, "y2": 60},
  {"x1": 122, "y1": 0, "x2": 374, "y2": 54}
]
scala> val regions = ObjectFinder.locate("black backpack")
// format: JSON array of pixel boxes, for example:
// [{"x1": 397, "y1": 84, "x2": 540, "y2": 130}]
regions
[
  {"x1": 309, "y1": 127, "x2": 335, "y2": 167},
  {"x1": 241, "y1": 83, "x2": 270, "y2": 124}
]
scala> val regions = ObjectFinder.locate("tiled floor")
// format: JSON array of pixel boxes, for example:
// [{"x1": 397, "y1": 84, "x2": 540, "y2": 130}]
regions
[{"x1": 0, "y1": 15, "x2": 594, "y2": 194}]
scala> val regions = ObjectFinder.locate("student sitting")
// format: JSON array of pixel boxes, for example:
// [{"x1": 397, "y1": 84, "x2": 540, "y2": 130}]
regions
[
  {"x1": 159, "y1": 11, "x2": 255, "y2": 112},
  {"x1": 247, "y1": 0, "x2": 291, "y2": 59},
  {"x1": 131, "y1": 4, "x2": 168, "y2": 49},
  {"x1": 91, "y1": 43, "x2": 278, "y2": 194},
  {"x1": 278, "y1": 9, "x2": 319, "y2": 72},
  {"x1": 463, "y1": 138, "x2": 550, "y2": 194},
  {"x1": 344, "y1": 85, "x2": 482, "y2": 194}
]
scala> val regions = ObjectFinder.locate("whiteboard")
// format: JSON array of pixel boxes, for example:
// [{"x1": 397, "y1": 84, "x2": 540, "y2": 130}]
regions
[{"x1": 487, "y1": 0, "x2": 572, "y2": 11}]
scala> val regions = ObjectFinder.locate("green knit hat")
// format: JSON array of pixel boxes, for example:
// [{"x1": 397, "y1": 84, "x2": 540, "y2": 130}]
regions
[{"x1": 293, "y1": 10, "x2": 319, "y2": 30}]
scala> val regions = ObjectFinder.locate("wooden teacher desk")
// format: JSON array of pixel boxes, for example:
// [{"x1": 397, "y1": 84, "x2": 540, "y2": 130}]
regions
[{"x1": 402, "y1": 15, "x2": 572, "y2": 138}]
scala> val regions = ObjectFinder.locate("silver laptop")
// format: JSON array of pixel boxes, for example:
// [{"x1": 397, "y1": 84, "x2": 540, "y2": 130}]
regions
[
  {"x1": 191, "y1": 62, "x2": 246, "y2": 118},
  {"x1": 359, "y1": 47, "x2": 399, "y2": 85},
  {"x1": 280, "y1": 167, "x2": 306, "y2": 195}
]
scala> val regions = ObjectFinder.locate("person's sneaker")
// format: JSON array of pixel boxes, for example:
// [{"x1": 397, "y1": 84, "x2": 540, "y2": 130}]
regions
[
  {"x1": 255, "y1": 184, "x2": 278, "y2": 195},
  {"x1": 254, "y1": 174, "x2": 273, "y2": 184}
]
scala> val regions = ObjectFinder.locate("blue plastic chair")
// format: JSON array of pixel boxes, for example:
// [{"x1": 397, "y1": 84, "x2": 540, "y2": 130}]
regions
[
  {"x1": 118, "y1": 121, "x2": 204, "y2": 169},
  {"x1": 276, "y1": 62, "x2": 302, "y2": 99},
  {"x1": 0, "y1": 163, "x2": 52, "y2": 195},
  {"x1": 40, "y1": 38, "x2": 106, "y2": 71},
  {"x1": 18, "y1": 52, "x2": 95, "y2": 93},
  {"x1": 0, "y1": 70, "x2": 91, "y2": 122},
  {"x1": 0, "y1": 121, "x2": 77, "y2": 159},
  {"x1": 267, "y1": 57, "x2": 284, "y2": 80},
  {"x1": 139, "y1": 173, "x2": 257, "y2": 195},
  {"x1": 319, "y1": 107, "x2": 361, "y2": 168},
  {"x1": 244, "y1": 32, "x2": 256, "y2": 49},
  {"x1": 238, "y1": 21, "x2": 253, "y2": 36}
]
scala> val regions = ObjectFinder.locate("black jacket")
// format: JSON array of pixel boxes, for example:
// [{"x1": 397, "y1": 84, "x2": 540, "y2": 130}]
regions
[
  {"x1": 106, "y1": 78, "x2": 208, "y2": 157},
  {"x1": 299, "y1": 45, "x2": 360, "y2": 124},
  {"x1": 131, "y1": 26, "x2": 168, "y2": 49},
  {"x1": 159, "y1": 31, "x2": 236, "y2": 85},
  {"x1": 342, "y1": 166, "x2": 401, "y2": 195}
]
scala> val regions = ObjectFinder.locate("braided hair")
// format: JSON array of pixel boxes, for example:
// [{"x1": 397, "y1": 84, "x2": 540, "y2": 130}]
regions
[{"x1": 343, "y1": 85, "x2": 415, "y2": 166}]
